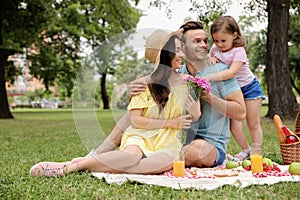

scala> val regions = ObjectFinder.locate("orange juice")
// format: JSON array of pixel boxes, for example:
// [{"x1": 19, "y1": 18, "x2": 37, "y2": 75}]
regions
[
  {"x1": 250, "y1": 155, "x2": 263, "y2": 173},
  {"x1": 172, "y1": 161, "x2": 185, "y2": 177}
]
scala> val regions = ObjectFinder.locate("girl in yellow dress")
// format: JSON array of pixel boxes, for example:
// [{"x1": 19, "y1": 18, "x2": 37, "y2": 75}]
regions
[{"x1": 30, "y1": 30, "x2": 201, "y2": 176}]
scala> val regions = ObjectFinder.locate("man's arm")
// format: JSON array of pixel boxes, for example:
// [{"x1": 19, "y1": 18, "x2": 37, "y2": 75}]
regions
[
  {"x1": 128, "y1": 75, "x2": 150, "y2": 98},
  {"x1": 203, "y1": 90, "x2": 246, "y2": 121}
]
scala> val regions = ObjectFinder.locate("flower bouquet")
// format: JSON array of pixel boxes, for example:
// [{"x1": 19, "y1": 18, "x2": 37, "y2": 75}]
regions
[
  {"x1": 184, "y1": 76, "x2": 212, "y2": 100},
  {"x1": 177, "y1": 76, "x2": 212, "y2": 146}
]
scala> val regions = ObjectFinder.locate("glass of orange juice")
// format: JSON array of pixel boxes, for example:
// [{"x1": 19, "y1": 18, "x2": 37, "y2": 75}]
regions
[
  {"x1": 172, "y1": 151, "x2": 185, "y2": 177},
  {"x1": 250, "y1": 143, "x2": 263, "y2": 173}
]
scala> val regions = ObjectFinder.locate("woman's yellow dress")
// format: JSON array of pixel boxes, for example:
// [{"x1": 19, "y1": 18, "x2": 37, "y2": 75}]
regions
[{"x1": 120, "y1": 85, "x2": 187, "y2": 159}]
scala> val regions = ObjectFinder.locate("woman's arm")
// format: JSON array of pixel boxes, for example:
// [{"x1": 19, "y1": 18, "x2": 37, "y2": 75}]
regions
[{"x1": 130, "y1": 109, "x2": 193, "y2": 130}]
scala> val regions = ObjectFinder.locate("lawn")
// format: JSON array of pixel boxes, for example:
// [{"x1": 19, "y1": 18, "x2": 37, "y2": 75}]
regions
[{"x1": 1, "y1": 107, "x2": 300, "y2": 199}]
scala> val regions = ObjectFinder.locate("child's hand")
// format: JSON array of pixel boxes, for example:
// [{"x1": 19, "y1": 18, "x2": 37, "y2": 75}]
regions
[
  {"x1": 202, "y1": 75, "x2": 210, "y2": 82},
  {"x1": 208, "y1": 56, "x2": 219, "y2": 66}
]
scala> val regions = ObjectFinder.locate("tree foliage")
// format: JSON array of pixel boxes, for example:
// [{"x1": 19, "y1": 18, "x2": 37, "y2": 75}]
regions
[
  {"x1": 0, "y1": 0, "x2": 52, "y2": 118},
  {"x1": 0, "y1": 0, "x2": 141, "y2": 118}
]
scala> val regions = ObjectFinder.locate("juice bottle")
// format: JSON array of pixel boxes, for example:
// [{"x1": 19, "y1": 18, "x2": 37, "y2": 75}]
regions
[{"x1": 281, "y1": 125, "x2": 299, "y2": 144}]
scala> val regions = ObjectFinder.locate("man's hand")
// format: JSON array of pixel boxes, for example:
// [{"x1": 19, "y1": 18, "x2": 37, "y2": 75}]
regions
[{"x1": 128, "y1": 75, "x2": 149, "y2": 99}]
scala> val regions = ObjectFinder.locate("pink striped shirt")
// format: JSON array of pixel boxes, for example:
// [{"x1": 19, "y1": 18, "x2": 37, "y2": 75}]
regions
[{"x1": 209, "y1": 44, "x2": 255, "y2": 87}]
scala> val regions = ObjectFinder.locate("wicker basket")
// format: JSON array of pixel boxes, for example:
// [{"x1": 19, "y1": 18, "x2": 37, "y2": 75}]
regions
[
  {"x1": 280, "y1": 141, "x2": 300, "y2": 164},
  {"x1": 280, "y1": 109, "x2": 300, "y2": 164}
]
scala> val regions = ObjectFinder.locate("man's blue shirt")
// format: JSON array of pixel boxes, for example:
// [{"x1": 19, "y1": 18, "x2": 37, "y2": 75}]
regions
[{"x1": 180, "y1": 63, "x2": 240, "y2": 153}]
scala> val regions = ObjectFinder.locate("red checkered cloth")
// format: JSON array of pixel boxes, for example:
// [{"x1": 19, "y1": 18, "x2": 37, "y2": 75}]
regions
[
  {"x1": 252, "y1": 170, "x2": 291, "y2": 178},
  {"x1": 163, "y1": 168, "x2": 216, "y2": 179}
]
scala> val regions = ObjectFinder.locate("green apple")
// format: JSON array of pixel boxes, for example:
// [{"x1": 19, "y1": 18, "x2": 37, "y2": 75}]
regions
[
  {"x1": 263, "y1": 158, "x2": 273, "y2": 168},
  {"x1": 289, "y1": 162, "x2": 300, "y2": 175},
  {"x1": 226, "y1": 161, "x2": 239, "y2": 169},
  {"x1": 242, "y1": 159, "x2": 251, "y2": 169}
]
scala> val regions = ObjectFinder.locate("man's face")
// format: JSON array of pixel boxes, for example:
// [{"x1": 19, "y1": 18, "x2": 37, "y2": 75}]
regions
[{"x1": 182, "y1": 29, "x2": 208, "y2": 63}]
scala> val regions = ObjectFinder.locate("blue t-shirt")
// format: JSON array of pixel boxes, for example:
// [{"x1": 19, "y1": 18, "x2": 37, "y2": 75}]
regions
[{"x1": 179, "y1": 63, "x2": 240, "y2": 153}]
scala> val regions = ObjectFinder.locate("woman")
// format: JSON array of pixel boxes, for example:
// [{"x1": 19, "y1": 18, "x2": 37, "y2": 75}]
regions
[{"x1": 30, "y1": 29, "x2": 201, "y2": 177}]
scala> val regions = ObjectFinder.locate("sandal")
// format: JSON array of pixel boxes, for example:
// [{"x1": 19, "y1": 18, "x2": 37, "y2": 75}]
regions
[
  {"x1": 232, "y1": 151, "x2": 250, "y2": 162},
  {"x1": 30, "y1": 161, "x2": 69, "y2": 177}
]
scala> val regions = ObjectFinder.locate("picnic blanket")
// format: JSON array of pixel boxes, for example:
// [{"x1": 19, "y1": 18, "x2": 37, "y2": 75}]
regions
[{"x1": 92, "y1": 164, "x2": 300, "y2": 190}]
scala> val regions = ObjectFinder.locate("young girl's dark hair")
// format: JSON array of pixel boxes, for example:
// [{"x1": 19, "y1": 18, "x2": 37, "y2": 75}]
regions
[
  {"x1": 210, "y1": 16, "x2": 246, "y2": 47},
  {"x1": 148, "y1": 35, "x2": 178, "y2": 113}
]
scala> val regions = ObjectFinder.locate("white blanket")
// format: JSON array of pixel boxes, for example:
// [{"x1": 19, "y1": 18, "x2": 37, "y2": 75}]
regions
[{"x1": 92, "y1": 165, "x2": 300, "y2": 190}]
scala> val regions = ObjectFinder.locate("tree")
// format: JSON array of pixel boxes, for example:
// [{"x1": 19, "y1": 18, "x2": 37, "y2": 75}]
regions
[
  {"x1": 0, "y1": 0, "x2": 52, "y2": 118},
  {"x1": 46, "y1": 0, "x2": 141, "y2": 109},
  {"x1": 0, "y1": 0, "x2": 141, "y2": 118},
  {"x1": 265, "y1": 0, "x2": 298, "y2": 119},
  {"x1": 89, "y1": 2, "x2": 141, "y2": 109}
]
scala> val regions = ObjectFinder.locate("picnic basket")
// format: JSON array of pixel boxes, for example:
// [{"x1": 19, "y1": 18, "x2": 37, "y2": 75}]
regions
[{"x1": 279, "y1": 109, "x2": 300, "y2": 164}]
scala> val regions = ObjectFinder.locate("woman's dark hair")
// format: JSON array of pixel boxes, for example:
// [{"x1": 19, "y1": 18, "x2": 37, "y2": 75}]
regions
[{"x1": 148, "y1": 35, "x2": 178, "y2": 113}]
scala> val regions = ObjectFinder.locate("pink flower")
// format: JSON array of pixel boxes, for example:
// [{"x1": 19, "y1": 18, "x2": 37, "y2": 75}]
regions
[
  {"x1": 184, "y1": 76, "x2": 191, "y2": 81},
  {"x1": 185, "y1": 76, "x2": 211, "y2": 99}
]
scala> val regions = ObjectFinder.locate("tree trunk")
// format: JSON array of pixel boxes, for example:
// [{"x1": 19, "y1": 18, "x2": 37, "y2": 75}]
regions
[
  {"x1": 101, "y1": 72, "x2": 110, "y2": 109},
  {"x1": 0, "y1": 51, "x2": 13, "y2": 119},
  {"x1": 266, "y1": 0, "x2": 298, "y2": 120}
]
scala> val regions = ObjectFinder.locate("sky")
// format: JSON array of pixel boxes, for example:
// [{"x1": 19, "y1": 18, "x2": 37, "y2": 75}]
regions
[
  {"x1": 124, "y1": 0, "x2": 266, "y2": 59},
  {"x1": 134, "y1": 0, "x2": 266, "y2": 31}
]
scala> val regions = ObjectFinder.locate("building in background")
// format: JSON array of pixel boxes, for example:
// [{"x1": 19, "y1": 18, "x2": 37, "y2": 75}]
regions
[{"x1": 6, "y1": 53, "x2": 61, "y2": 108}]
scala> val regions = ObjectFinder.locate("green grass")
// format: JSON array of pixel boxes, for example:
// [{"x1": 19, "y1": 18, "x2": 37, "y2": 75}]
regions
[{"x1": 1, "y1": 107, "x2": 300, "y2": 199}]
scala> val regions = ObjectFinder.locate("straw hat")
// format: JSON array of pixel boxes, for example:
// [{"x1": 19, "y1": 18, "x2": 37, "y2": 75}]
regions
[{"x1": 145, "y1": 29, "x2": 182, "y2": 65}]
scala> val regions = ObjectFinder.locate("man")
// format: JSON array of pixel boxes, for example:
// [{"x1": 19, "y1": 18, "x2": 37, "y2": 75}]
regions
[
  {"x1": 76, "y1": 21, "x2": 246, "y2": 168},
  {"x1": 177, "y1": 21, "x2": 245, "y2": 167}
]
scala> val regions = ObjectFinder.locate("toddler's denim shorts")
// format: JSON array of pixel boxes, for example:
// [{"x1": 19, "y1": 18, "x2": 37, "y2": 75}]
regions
[{"x1": 241, "y1": 78, "x2": 266, "y2": 100}]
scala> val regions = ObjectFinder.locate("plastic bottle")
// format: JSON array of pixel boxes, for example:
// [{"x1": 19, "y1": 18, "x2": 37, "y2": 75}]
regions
[{"x1": 281, "y1": 125, "x2": 299, "y2": 144}]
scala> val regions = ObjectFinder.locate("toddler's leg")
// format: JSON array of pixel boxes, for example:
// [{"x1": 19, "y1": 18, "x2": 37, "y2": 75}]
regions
[
  {"x1": 231, "y1": 119, "x2": 251, "y2": 161},
  {"x1": 245, "y1": 99, "x2": 263, "y2": 144},
  {"x1": 231, "y1": 119, "x2": 250, "y2": 150}
]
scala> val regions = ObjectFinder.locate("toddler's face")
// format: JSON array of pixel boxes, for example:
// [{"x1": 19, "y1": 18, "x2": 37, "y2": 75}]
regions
[{"x1": 212, "y1": 30, "x2": 237, "y2": 52}]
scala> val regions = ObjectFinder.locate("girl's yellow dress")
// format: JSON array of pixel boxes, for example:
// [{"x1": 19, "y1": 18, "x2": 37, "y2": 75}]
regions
[{"x1": 120, "y1": 85, "x2": 187, "y2": 160}]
